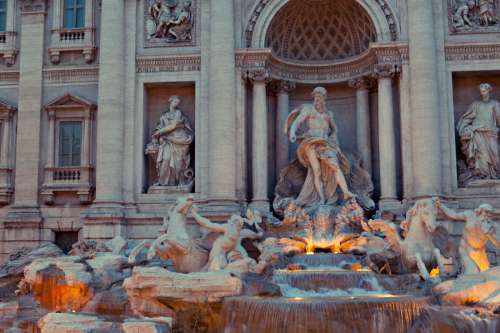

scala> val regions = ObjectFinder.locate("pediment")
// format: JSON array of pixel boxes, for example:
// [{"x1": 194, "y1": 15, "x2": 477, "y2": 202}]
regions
[
  {"x1": 46, "y1": 94, "x2": 96, "y2": 111},
  {"x1": 0, "y1": 99, "x2": 16, "y2": 114}
]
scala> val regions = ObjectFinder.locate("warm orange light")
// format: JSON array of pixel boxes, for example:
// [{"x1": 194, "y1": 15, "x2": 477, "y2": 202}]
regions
[{"x1": 429, "y1": 268, "x2": 440, "y2": 278}]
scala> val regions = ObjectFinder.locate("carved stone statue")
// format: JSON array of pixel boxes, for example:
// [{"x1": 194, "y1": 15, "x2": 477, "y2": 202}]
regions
[
  {"x1": 457, "y1": 83, "x2": 500, "y2": 184},
  {"x1": 147, "y1": 0, "x2": 193, "y2": 42},
  {"x1": 146, "y1": 95, "x2": 194, "y2": 191},
  {"x1": 478, "y1": 0, "x2": 497, "y2": 25},
  {"x1": 368, "y1": 199, "x2": 450, "y2": 280},
  {"x1": 285, "y1": 87, "x2": 355, "y2": 205},
  {"x1": 436, "y1": 200, "x2": 499, "y2": 275},
  {"x1": 450, "y1": 0, "x2": 499, "y2": 31},
  {"x1": 452, "y1": 1, "x2": 475, "y2": 29},
  {"x1": 274, "y1": 87, "x2": 375, "y2": 215},
  {"x1": 190, "y1": 207, "x2": 262, "y2": 272}
]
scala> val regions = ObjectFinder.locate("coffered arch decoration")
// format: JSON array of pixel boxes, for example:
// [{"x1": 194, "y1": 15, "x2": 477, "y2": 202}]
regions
[
  {"x1": 265, "y1": 0, "x2": 377, "y2": 62},
  {"x1": 246, "y1": 0, "x2": 399, "y2": 49}
]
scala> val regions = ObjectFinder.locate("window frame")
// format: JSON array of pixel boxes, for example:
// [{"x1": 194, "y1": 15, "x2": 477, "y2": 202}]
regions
[
  {"x1": 63, "y1": 0, "x2": 85, "y2": 29},
  {"x1": 57, "y1": 120, "x2": 83, "y2": 167},
  {"x1": 0, "y1": 0, "x2": 7, "y2": 32}
]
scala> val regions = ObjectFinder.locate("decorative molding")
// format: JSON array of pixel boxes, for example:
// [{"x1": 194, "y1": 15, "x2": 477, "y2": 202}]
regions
[
  {"x1": 270, "y1": 80, "x2": 296, "y2": 94},
  {"x1": 136, "y1": 55, "x2": 201, "y2": 73},
  {"x1": 373, "y1": 63, "x2": 400, "y2": 79},
  {"x1": 43, "y1": 66, "x2": 99, "y2": 83},
  {"x1": 20, "y1": 0, "x2": 46, "y2": 14},
  {"x1": 0, "y1": 71, "x2": 20, "y2": 85},
  {"x1": 244, "y1": 0, "x2": 398, "y2": 47},
  {"x1": 244, "y1": 68, "x2": 271, "y2": 83},
  {"x1": 144, "y1": 0, "x2": 196, "y2": 48},
  {"x1": 445, "y1": 43, "x2": 500, "y2": 62},
  {"x1": 348, "y1": 76, "x2": 375, "y2": 90},
  {"x1": 235, "y1": 43, "x2": 406, "y2": 84}
]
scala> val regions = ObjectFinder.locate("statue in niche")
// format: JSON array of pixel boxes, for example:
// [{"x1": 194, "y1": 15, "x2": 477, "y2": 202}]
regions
[
  {"x1": 147, "y1": 0, "x2": 193, "y2": 42},
  {"x1": 274, "y1": 87, "x2": 375, "y2": 215},
  {"x1": 457, "y1": 83, "x2": 499, "y2": 185},
  {"x1": 450, "y1": 0, "x2": 499, "y2": 32},
  {"x1": 286, "y1": 86, "x2": 355, "y2": 205},
  {"x1": 145, "y1": 95, "x2": 194, "y2": 192},
  {"x1": 436, "y1": 200, "x2": 499, "y2": 275}
]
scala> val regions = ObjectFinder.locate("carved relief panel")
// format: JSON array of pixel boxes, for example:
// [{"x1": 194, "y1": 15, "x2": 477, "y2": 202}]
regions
[
  {"x1": 144, "y1": 0, "x2": 196, "y2": 47},
  {"x1": 449, "y1": 0, "x2": 500, "y2": 33}
]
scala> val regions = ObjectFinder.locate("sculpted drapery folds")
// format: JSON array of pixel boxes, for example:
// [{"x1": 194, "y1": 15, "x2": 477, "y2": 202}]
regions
[
  {"x1": 457, "y1": 83, "x2": 500, "y2": 182},
  {"x1": 147, "y1": 95, "x2": 194, "y2": 187},
  {"x1": 285, "y1": 87, "x2": 355, "y2": 206}
]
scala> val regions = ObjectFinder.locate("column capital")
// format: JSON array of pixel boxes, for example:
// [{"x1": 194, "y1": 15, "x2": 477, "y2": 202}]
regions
[
  {"x1": 271, "y1": 80, "x2": 297, "y2": 94},
  {"x1": 348, "y1": 77, "x2": 374, "y2": 91},
  {"x1": 245, "y1": 68, "x2": 271, "y2": 83},
  {"x1": 373, "y1": 64, "x2": 400, "y2": 79},
  {"x1": 20, "y1": 0, "x2": 47, "y2": 15}
]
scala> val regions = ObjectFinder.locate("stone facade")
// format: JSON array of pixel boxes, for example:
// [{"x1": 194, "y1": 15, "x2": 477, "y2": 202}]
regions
[{"x1": 0, "y1": 0, "x2": 499, "y2": 263}]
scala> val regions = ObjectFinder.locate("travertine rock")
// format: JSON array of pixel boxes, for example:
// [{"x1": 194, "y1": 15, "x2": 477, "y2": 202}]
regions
[
  {"x1": 123, "y1": 267, "x2": 242, "y2": 317},
  {"x1": 433, "y1": 266, "x2": 500, "y2": 310},
  {"x1": 87, "y1": 253, "x2": 130, "y2": 289},
  {"x1": 0, "y1": 301, "x2": 18, "y2": 331},
  {"x1": 0, "y1": 243, "x2": 63, "y2": 278},
  {"x1": 38, "y1": 313, "x2": 120, "y2": 333},
  {"x1": 105, "y1": 236, "x2": 129, "y2": 255},
  {"x1": 22, "y1": 256, "x2": 93, "y2": 312},
  {"x1": 122, "y1": 320, "x2": 171, "y2": 333}
]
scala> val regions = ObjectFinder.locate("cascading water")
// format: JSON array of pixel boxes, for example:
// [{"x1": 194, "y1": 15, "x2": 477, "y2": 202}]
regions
[{"x1": 221, "y1": 254, "x2": 432, "y2": 333}]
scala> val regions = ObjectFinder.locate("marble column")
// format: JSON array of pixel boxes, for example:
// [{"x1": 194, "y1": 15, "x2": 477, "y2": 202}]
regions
[
  {"x1": 407, "y1": 0, "x2": 442, "y2": 198},
  {"x1": 9, "y1": 1, "x2": 47, "y2": 215},
  {"x1": 349, "y1": 77, "x2": 373, "y2": 174},
  {"x1": 94, "y1": 0, "x2": 125, "y2": 205},
  {"x1": 375, "y1": 65, "x2": 398, "y2": 204},
  {"x1": 275, "y1": 81, "x2": 296, "y2": 176},
  {"x1": 249, "y1": 70, "x2": 270, "y2": 210},
  {"x1": 207, "y1": 0, "x2": 237, "y2": 202}
]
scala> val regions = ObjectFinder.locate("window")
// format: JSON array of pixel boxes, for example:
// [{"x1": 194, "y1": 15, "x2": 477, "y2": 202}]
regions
[
  {"x1": 58, "y1": 122, "x2": 81, "y2": 167},
  {"x1": 0, "y1": 0, "x2": 6, "y2": 32},
  {"x1": 63, "y1": 0, "x2": 85, "y2": 29}
]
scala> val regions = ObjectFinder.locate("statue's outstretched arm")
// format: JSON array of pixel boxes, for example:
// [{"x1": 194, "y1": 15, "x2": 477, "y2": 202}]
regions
[
  {"x1": 487, "y1": 231, "x2": 500, "y2": 248},
  {"x1": 191, "y1": 210, "x2": 225, "y2": 233},
  {"x1": 437, "y1": 201, "x2": 468, "y2": 221}
]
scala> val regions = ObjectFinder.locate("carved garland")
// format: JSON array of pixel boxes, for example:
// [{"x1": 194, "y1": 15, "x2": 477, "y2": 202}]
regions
[{"x1": 244, "y1": 0, "x2": 399, "y2": 47}]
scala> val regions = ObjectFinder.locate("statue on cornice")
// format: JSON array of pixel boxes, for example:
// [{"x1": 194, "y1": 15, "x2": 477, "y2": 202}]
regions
[
  {"x1": 146, "y1": 95, "x2": 194, "y2": 191},
  {"x1": 457, "y1": 83, "x2": 500, "y2": 185},
  {"x1": 274, "y1": 87, "x2": 375, "y2": 215}
]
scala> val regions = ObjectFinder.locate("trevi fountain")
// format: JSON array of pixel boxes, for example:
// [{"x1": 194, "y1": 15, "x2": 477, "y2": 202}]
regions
[{"x1": 0, "y1": 0, "x2": 499, "y2": 332}]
